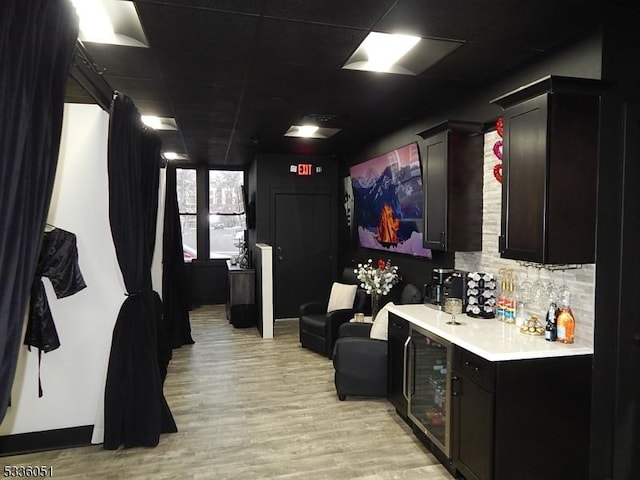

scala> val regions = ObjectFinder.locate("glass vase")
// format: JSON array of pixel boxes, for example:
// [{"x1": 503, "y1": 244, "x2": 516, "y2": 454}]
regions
[{"x1": 371, "y1": 292, "x2": 381, "y2": 320}]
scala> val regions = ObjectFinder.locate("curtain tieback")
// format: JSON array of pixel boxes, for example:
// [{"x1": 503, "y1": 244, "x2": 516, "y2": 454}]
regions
[{"x1": 125, "y1": 291, "x2": 142, "y2": 297}]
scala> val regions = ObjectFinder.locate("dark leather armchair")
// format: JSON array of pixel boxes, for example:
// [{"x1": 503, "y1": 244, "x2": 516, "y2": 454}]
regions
[
  {"x1": 298, "y1": 268, "x2": 369, "y2": 359},
  {"x1": 333, "y1": 322, "x2": 387, "y2": 400},
  {"x1": 332, "y1": 283, "x2": 423, "y2": 400}
]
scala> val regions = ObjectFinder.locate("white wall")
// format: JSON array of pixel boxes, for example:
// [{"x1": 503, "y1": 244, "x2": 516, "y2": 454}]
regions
[
  {"x1": 454, "y1": 130, "x2": 595, "y2": 345},
  {"x1": 0, "y1": 103, "x2": 166, "y2": 438}
]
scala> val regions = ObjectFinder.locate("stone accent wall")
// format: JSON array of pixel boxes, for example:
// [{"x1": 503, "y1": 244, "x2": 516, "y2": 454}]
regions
[{"x1": 454, "y1": 130, "x2": 595, "y2": 345}]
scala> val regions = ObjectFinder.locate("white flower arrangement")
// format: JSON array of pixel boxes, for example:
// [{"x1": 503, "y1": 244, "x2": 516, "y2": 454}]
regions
[{"x1": 355, "y1": 258, "x2": 400, "y2": 296}]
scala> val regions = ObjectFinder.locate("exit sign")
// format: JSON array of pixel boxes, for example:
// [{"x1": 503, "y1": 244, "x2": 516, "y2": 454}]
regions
[
  {"x1": 298, "y1": 163, "x2": 312, "y2": 176},
  {"x1": 289, "y1": 163, "x2": 322, "y2": 176}
]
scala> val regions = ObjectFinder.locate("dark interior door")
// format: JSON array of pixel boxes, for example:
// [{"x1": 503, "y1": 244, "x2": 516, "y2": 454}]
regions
[
  {"x1": 614, "y1": 101, "x2": 640, "y2": 478},
  {"x1": 274, "y1": 192, "x2": 334, "y2": 318}
]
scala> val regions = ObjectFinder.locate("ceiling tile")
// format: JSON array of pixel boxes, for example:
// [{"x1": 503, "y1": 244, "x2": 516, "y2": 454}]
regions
[
  {"x1": 155, "y1": 51, "x2": 248, "y2": 86},
  {"x1": 263, "y1": 0, "x2": 396, "y2": 28},
  {"x1": 422, "y1": 43, "x2": 540, "y2": 82},
  {"x1": 135, "y1": 0, "x2": 263, "y2": 15},
  {"x1": 255, "y1": 18, "x2": 366, "y2": 66},
  {"x1": 136, "y1": 3, "x2": 260, "y2": 56},
  {"x1": 166, "y1": 82, "x2": 242, "y2": 110},
  {"x1": 375, "y1": 0, "x2": 500, "y2": 40},
  {"x1": 246, "y1": 62, "x2": 334, "y2": 93},
  {"x1": 471, "y1": 0, "x2": 601, "y2": 49}
]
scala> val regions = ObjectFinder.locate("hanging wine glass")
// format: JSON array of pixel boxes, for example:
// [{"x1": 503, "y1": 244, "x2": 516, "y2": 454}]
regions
[
  {"x1": 532, "y1": 267, "x2": 548, "y2": 314},
  {"x1": 557, "y1": 269, "x2": 571, "y2": 307},
  {"x1": 518, "y1": 265, "x2": 533, "y2": 305},
  {"x1": 546, "y1": 270, "x2": 557, "y2": 305}
]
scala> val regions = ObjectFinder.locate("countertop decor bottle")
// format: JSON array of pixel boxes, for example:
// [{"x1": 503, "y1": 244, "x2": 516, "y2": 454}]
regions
[
  {"x1": 497, "y1": 268, "x2": 507, "y2": 321},
  {"x1": 545, "y1": 301, "x2": 558, "y2": 342},
  {"x1": 556, "y1": 288, "x2": 575, "y2": 344},
  {"x1": 504, "y1": 271, "x2": 516, "y2": 324}
]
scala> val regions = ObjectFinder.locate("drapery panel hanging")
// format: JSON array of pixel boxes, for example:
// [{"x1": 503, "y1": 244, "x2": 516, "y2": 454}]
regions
[
  {"x1": 0, "y1": 0, "x2": 78, "y2": 424},
  {"x1": 163, "y1": 165, "x2": 194, "y2": 350},
  {"x1": 103, "y1": 93, "x2": 176, "y2": 449}
]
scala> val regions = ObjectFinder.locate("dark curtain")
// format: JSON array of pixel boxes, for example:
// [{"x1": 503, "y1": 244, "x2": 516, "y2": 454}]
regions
[
  {"x1": 0, "y1": 0, "x2": 78, "y2": 423},
  {"x1": 163, "y1": 165, "x2": 194, "y2": 349},
  {"x1": 103, "y1": 93, "x2": 176, "y2": 449}
]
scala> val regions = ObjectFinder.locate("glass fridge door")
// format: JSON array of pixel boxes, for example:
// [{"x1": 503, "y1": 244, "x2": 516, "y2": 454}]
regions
[{"x1": 408, "y1": 326, "x2": 452, "y2": 456}]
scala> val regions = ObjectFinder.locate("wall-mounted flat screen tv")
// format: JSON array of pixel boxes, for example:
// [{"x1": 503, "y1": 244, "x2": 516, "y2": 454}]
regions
[{"x1": 349, "y1": 142, "x2": 432, "y2": 258}]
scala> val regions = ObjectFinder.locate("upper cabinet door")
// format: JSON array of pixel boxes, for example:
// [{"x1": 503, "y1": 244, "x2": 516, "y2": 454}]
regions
[
  {"x1": 492, "y1": 76, "x2": 605, "y2": 264},
  {"x1": 423, "y1": 130, "x2": 448, "y2": 250},
  {"x1": 421, "y1": 122, "x2": 483, "y2": 252}
]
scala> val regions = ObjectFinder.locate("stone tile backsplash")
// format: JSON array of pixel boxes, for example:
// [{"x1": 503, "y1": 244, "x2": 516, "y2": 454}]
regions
[{"x1": 454, "y1": 130, "x2": 595, "y2": 345}]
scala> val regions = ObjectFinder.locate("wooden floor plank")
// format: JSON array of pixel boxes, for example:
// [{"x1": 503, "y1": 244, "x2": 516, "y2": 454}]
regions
[{"x1": 1, "y1": 305, "x2": 454, "y2": 479}]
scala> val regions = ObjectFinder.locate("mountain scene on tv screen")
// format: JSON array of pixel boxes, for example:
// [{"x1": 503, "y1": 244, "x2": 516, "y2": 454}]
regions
[{"x1": 351, "y1": 157, "x2": 431, "y2": 258}]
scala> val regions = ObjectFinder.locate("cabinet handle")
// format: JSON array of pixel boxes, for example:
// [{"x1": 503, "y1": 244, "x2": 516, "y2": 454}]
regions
[
  {"x1": 403, "y1": 336, "x2": 411, "y2": 401},
  {"x1": 451, "y1": 375, "x2": 461, "y2": 397}
]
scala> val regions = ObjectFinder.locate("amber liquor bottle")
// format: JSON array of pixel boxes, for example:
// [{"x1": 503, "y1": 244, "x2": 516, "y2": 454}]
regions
[{"x1": 556, "y1": 289, "x2": 575, "y2": 344}]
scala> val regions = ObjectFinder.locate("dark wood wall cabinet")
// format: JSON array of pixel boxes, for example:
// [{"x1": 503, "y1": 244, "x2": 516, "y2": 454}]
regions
[
  {"x1": 451, "y1": 347, "x2": 592, "y2": 480},
  {"x1": 419, "y1": 121, "x2": 483, "y2": 252},
  {"x1": 491, "y1": 76, "x2": 605, "y2": 264}
]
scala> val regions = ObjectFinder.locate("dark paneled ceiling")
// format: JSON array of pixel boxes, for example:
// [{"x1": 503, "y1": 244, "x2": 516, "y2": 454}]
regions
[{"x1": 69, "y1": 0, "x2": 626, "y2": 167}]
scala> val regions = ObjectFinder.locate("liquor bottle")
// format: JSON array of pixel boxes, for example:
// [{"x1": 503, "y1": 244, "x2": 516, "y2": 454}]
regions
[
  {"x1": 496, "y1": 269, "x2": 506, "y2": 321},
  {"x1": 545, "y1": 302, "x2": 558, "y2": 342},
  {"x1": 556, "y1": 288, "x2": 575, "y2": 344},
  {"x1": 504, "y1": 271, "x2": 516, "y2": 324},
  {"x1": 496, "y1": 276, "x2": 506, "y2": 322}
]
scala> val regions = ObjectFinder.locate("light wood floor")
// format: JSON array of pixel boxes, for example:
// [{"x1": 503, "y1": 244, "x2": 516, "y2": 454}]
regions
[{"x1": 2, "y1": 305, "x2": 454, "y2": 479}]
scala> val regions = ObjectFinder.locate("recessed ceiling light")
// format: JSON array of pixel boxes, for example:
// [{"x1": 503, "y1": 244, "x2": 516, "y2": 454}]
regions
[
  {"x1": 162, "y1": 152, "x2": 188, "y2": 160},
  {"x1": 69, "y1": 0, "x2": 148, "y2": 47},
  {"x1": 284, "y1": 125, "x2": 341, "y2": 139},
  {"x1": 343, "y1": 32, "x2": 463, "y2": 76},
  {"x1": 141, "y1": 116, "x2": 178, "y2": 131},
  {"x1": 163, "y1": 152, "x2": 179, "y2": 160},
  {"x1": 298, "y1": 125, "x2": 319, "y2": 137},
  {"x1": 343, "y1": 32, "x2": 420, "y2": 74}
]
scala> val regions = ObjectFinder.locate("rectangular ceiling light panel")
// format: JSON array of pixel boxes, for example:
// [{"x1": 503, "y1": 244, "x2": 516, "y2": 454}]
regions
[{"x1": 70, "y1": 0, "x2": 148, "y2": 47}]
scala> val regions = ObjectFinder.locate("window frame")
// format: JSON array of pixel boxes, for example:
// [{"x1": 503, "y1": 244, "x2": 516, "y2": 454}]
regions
[{"x1": 175, "y1": 166, "x2": 246, "y2": 261}]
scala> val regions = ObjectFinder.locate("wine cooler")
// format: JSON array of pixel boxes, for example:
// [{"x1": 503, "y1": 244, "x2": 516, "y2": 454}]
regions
[{"x1": 405, "y1": 324, "x2": 453, "y2": 457}]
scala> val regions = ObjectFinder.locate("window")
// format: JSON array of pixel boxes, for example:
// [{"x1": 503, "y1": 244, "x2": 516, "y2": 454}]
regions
[
  {"x1": 209, "y1": 170, "x2": 245, "y2": 259},
  {"x1": 175, "y1": 168, "x2": 245, "y2": 261},
  {"x1": 176, "y1": 168, "x2": 197, "y2": 261}
]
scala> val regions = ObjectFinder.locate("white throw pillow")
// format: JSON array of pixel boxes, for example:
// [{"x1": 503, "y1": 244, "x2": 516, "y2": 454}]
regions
[
  {"x1": 326, "y1": 282, "x2": 357, "y2": 313},
  {"x1": 370, "y1": 302, "x2": 394, "y2": 341}
]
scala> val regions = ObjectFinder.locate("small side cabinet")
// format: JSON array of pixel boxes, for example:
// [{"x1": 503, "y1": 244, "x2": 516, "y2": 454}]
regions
[
  {"x1": 226, "y1": 260, "x2": 255, "y2": 325},
  {"x1": 491, "y1": 75, "x2": 605, "y2": 264},
  {"x1": 419, "y1": 121, "x2": 483, "y2": 252}
]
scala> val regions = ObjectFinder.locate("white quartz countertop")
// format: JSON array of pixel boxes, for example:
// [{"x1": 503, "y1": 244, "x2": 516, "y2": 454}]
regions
[{"x1": 388, "y1": 303, "x2": 594, "y2": 362}]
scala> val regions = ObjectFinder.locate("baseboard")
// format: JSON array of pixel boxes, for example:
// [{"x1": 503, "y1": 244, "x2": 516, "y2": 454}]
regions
[{"x1": 0, "y1": 425, "x2": 94, "y2": 456}]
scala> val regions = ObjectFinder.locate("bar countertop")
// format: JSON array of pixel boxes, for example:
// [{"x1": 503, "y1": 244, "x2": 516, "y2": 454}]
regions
[{"x1": 388, "y1": 303, "x2": 593, "y2": 361}]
